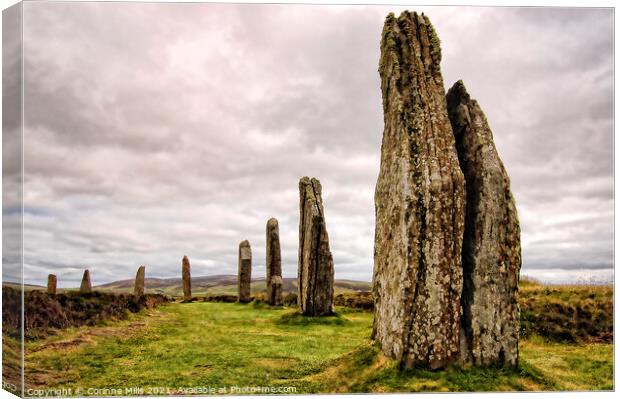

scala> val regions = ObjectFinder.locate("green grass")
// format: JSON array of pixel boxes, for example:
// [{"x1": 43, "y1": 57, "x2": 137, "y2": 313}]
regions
[
  {"x1": 519, "y1": 335, "x2": 613, "y2": 391},
  {"x1": 23, "y1": 302, "x2": 613, "y2": 394}
]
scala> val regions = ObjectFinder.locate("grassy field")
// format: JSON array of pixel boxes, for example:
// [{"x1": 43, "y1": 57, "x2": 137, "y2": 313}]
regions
[{"x1": 21, "y1": 301, "x2": 613, "y2": 395}]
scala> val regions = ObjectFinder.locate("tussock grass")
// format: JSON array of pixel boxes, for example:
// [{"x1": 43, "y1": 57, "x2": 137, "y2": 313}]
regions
[{"x1": 519, "y1": 281, "x2": 612, "y2": 342}]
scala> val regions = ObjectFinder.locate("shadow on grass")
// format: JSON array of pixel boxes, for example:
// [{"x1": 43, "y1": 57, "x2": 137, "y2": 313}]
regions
[
  {"x1": 250, "y1": 300, "x2": 288, "y2": 311},
  {"x1": 314, "y1": 343, "x2": 559, "y2": 393},
  {"x1": 276, "y1": 310, "x2": 350, "y2": 326},
  {"x1": 434, "y1": 361, "x2": 557, "y2": 392}
]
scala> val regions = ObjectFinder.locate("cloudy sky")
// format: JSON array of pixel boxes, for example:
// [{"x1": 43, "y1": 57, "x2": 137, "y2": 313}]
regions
[{"x1": 5, "y1": 2, "x2": 613, "y2": 286}]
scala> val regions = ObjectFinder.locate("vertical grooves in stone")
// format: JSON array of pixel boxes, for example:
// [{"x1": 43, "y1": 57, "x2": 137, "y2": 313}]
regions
[
  {"x1": 266, "y1": 218, "x2": 283, "y2": 306},
  {"x1": 310, "y1": 179, "x2": 323, "y2": 316},
  {"x1": 446, "y1": 80, "x2": 521, "y2": 367},
  {"x1": 373, "y1": 11, "x2": 465, "y2": 370},
  {"x1": 298, "y1": 177, "x2": 334, "y2": 316},
  {"x1": 402, "y1": 12, "x2": 431, "y2": 367}
]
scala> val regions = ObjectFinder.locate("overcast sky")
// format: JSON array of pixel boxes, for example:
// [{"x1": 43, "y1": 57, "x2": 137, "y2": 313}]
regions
[{"x1": 6, "y1": 3, "x2": 613, "y2": 286}]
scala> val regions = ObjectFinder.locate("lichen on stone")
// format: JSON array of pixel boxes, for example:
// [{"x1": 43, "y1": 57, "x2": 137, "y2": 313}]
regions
[
  {"x1": 446, "y1": 79, "x2": 521, "y2": 368},
  {"x1": 298, "y1": 177, "x2": 334, "y2": 316},
  {"x1": 373, "y1": 10, "x2": 465, "y2": 370}
]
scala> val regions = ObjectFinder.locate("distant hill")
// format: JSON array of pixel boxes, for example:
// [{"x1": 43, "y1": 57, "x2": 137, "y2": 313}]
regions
[
  {"x1": 95, "y1": 275, "x2": 371, "y2": 297},
  {"x1": 2, "y1": 282, "x2": 47, "y2": 292},
  {"x1": 3, "y1": 275, "x2": 371, "y2": 297}
]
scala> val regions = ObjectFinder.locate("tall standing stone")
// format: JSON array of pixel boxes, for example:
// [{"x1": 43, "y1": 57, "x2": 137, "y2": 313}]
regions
[
  {"x1": 238, "y1": 240, "x2": 252, "y2": 303},
  {"x1": 266, "y1": 218, "x2": 283, "y2": 306},
  {"x1": 298, "y1": 177, "x2": 334, "y2": 316},
  {"x1": 182, "y1": 256, "x2": 191, "y2": 300},
  {"x1": 134, "y1": 265, "x2": 146, "y2": 297},
  {"x1": 80, "y1": 269, "x2": 92, "y2": 294},
  {"x1": 372, "y1": 11, "x2": 466, "y2": 370},
  {"x1": 446, "y1": 80, "x2": 521, "y2": 367},
  {"x1": 47, "y1": 274, "x2": 57, "y2": 295}
]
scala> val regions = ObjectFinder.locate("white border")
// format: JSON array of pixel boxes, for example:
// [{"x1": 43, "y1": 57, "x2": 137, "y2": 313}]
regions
[{"x1": 0, "y1": 1, "x2": 616, "y2": 399}]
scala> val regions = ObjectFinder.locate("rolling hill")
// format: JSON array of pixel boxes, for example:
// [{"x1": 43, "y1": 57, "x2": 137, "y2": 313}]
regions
[{"x1": 95, "y1": 275, "x2": 371, "y2": 297}]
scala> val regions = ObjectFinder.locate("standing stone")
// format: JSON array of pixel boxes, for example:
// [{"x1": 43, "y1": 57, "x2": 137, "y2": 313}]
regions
[
  {"x1": 446, "y1": 80, "x2": 521, "y2": 368},
  {"x1": 298, "y1": 177, "x2": 334, "y2": 316},
  {"x1": 238, "y1": 240, "x2": 252, "y2": 303},
  {"x1": 182, "y1": 256, "x2": 191, "y2": 300},
  {"x1": 372, "y1": 11, "x2": 466, "y2": 370},
  {"x1": 134, "y1": 265, "x2": 146, "y2": 297},
  {"x1": 47, "y1": 274, "x2": 57, "y2": 295},
  {"x1": 266, "y1": 218, "x2": 283, "y2": 306},
  {"x1": 80, "y1": 269, "x2": 92, "y2": 293}
]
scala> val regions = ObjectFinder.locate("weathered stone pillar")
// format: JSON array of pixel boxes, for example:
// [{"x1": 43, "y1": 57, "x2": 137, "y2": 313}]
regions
[
  {"x1": 238, "y1": 240, "x2": 252, "y2": 303},
  {"x1": 298, "y1": 177, "x2": 334, "y2": 316},
  {"x1": 134, "y1": 265, "x2": 146, "y2": 297},
  {"x1": 372, "y1": 11, "x2": 466, "y2": 370},
  {"x1": 446, "y1": 80, "x2": 521, "y2": 368},
  {"x1": 266, "y1": 218, "x2": 283, "y2": 306},
  {"x1": 47, "y1": 274, "x2": 57, "y2": 295},
  {"x1": 80, "y1": 269, "x2": 92, "y2": 293},
  {"x1": 182, "y1": 256, "x2": 191, "y2": 300}
]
